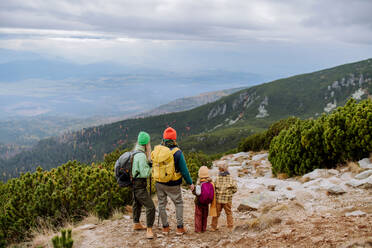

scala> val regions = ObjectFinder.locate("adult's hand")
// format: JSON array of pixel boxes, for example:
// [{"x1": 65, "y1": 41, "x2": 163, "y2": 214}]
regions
[{"x1": 189, "y1": 184, "x2": 195, "y2": 191}]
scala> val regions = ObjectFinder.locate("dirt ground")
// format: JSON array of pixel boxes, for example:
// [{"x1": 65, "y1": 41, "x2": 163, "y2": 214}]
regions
[{"x1": 71, "y1": 190, "x2": 372, "y2": 248}]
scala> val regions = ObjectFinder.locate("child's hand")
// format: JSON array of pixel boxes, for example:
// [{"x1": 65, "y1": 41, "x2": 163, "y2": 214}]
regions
[{"x1": 190, "y1": 184, "x2": 195, "y2": 191}]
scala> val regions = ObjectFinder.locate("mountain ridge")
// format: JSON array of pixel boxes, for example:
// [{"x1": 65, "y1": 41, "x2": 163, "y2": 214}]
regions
[
  {"x1": 1, "y1": 58, "x2": 372, "y2": 181},
  {"x1": 136, "y1": 87, "x2": 246, "y2": 117}
]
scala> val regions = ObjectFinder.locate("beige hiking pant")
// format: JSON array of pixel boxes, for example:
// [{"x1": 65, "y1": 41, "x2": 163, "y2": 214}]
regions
[{"x1": 211, "y1": 202, "x2": 233, "y2": 228}]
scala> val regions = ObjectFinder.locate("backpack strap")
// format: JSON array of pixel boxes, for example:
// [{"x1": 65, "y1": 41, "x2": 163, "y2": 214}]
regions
[
  {"x1": 131, "y1": 150, "x2": 145, "y2": 179},
  {"x1": 170, "y1": 147, "x2": 180, "y2": 173},
  {"x1": 170, "y1": 147, "x2": 180, "y2": 155}
]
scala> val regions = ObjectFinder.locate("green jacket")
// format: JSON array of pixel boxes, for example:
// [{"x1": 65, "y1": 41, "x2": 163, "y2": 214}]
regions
[{"x1": 132, "y1": 144, "x2": 151, "y2": 179}]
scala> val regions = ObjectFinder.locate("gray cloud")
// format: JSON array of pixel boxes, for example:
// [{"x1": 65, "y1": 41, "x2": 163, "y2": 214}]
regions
[
  {"x1": 1, "y1": 0, "x2": 370, "y2": 44},
  {"x1": 0, "y1": 0, "x2": 372, "y2": 74}
]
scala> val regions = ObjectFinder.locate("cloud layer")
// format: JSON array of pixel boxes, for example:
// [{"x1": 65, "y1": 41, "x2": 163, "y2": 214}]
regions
[{"x1": 1, "y1": 0, "x2": 372, "y2": 72}]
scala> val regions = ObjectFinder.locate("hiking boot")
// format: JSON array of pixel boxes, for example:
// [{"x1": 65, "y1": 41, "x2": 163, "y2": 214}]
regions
[
  {"x1": 146, "y1": 227, "x2": 154, "y2": 239},
  {"x1": 176, "y1": 227, "x2": 186, "y2": 235},
  {"x1": 162, "y1": 226, "x2": 170, "y2": 235},
  {"x1": 133, "y1": 223, "x2": 146, "y2": 231}
]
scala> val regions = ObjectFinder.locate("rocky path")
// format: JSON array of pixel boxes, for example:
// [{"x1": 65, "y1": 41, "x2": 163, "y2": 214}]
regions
[{"x1": 67, "y1": 152, "x2": 372, "y2": 247}]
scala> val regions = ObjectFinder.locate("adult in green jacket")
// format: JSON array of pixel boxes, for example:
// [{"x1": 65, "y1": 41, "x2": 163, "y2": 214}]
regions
[{"x1": 132, "y1": 131, "x2": 155, "y2": 239}]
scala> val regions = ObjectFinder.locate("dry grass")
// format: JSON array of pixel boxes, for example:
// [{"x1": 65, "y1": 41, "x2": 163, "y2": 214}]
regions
[
  {"x1": 342, "y1": 237, "x2": 372, "y2": 248},
  {"x1": 79, "y1": 212, "x2": 101, "y2": 226},
  {"x1": 277, "y1": 173, "x2": 289, "y2": 179},
  {"x1": 243, "y1": 215, "x2": 282, "y2": 231},
  {"x1": 28, "y1": 218, "x2": 75, "y2": 248},
  {"x1": 254, "y1": 167, "x2": 267, "y2": 177},
  {"x1": 238, "y1": 202, "x2": 306, "y2": 232},
  {"x1": 299, "y1": 176, "x2": 310, "y2": 183},
  {"x1": 110, "y1": 209, "x2": 124, "y2": 221},
  {"x1": 29, "y1": 212, "x2": 102, "y2": 248},
  {"x1": 258, "y1": 214, "x2": 282, "y2": 230},
  {"x1": 246, "y1": 218, "x2": 260, "y2": 229},
  {"x1": 348, "y1": 161, "x2": 363, "y2": 174}
]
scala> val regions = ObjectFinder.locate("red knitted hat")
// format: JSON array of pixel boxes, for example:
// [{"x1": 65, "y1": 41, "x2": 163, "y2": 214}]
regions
[{"x1": 163, "y1": 127, "x2": 177, "y2": 140}]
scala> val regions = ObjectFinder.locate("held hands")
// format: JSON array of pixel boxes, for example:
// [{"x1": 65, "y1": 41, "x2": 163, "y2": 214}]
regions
[{"x1": 189, "y1": 184, "x2": 195, "y2": 191}]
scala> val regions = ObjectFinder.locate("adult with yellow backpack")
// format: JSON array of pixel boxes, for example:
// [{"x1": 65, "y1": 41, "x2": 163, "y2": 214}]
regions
[{"x1": 151, "y1": 127, "x2": 195, "y2": 235}]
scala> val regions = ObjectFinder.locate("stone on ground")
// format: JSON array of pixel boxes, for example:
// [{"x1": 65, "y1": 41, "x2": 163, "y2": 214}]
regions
[
  {"x1": 252, "y1": 153, "x2": 268, "y2": 161},
  {"x1": 303, "y1": 169, "x2": 333, "y2": 180},
  {"x1": 345, "y1": 210, "x2": 367, "y2": 217},
  {"x1": 355, "y1": 170, "x2": 372, "y2": 180},
  {"x1": 359, "y1": 158, "x2": 372, "y2": 169},
  {"x1": 238, "y1": 193, "x2": 274, "y2": 212},
  {"x1": 327, "y1": 185, "x2": 346, "y2": 195},
  {"x1": 346, "y1": 176, "x2": 372, "y2": 189}
]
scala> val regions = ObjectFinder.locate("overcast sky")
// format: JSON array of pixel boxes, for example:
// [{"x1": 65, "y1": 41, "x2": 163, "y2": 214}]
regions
[{"x1": 1, "y1": 0, "x2": 372, "y2": 76}]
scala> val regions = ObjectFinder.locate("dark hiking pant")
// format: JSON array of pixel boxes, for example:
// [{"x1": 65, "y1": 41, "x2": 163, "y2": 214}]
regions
[
  {"x1": 194, "y1": 204, "x2": 209, "y2": 232},
  {"x1": 132, "y1": 178, "x2": 155, "y2": 228}
]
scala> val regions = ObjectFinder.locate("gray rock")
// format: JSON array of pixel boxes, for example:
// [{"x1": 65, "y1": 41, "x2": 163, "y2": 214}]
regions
[
  {"x1": 346, "y1": 179, "x2": 364, "y2": 187},
  {"x1": 359, "y1": 158, "x2": 372, "y2": 169},
  {"x1": 355, "y1": 170, "x2": 372, "y2": 179},
  {"x1": 295, "y1": 190, "x2": 314, "y2": 203},
  {"x1": 228, "y1": 161, "x2": 241, "y2": 167},
  {"x1": 327, "y1": 185, "x2": 346, "y2": 195},
  {"x1": 237, "y1": 193, "x2": 274, "y2": 212},
  {"x1": 328, "y1": 169, "x2": 339, "y2": 175},
  {"x1": 252, "y1": 153, "x2": 268, "y2": 161},
  {"x1": 76, "y1": 224, "x2": 97, "y2": 230},
  {"x1": 303, "y1": 169, "x2": 329, "y2": 180},
  {"x1": 359, "y1": 177, "x2": 372, "y2": 189},
  {"x1": 345, "y1": 210, "x2": 366, "y2": 217},
  {"x1": 346, "y1": 176, "x2": 372, "y2": 189}
]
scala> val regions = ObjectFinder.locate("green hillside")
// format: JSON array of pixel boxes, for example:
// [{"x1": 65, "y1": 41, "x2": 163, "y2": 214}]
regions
[{"x1": 1, "y1": 58, "x2": 372, "y2": 181}]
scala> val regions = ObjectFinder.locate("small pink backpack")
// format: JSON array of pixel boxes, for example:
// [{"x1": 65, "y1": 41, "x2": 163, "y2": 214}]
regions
[{"x1": 199, "y1": 182, "x2": 214, "y2": 204}]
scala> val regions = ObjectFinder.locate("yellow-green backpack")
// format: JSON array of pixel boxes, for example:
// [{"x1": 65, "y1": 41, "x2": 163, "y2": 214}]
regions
[{"x1": 151, "y1": 145, "x2": 182, "y2": 183}]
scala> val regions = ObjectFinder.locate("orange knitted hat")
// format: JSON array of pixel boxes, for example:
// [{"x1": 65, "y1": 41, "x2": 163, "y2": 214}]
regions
[{"x1": 163, "y1": 127, "x2": 177, "y2": 140}]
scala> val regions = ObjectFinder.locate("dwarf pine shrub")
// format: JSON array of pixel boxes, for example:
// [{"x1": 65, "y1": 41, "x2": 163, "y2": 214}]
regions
[
  {"x1": 269, "y1": 99, "x2": 372, "y2": 176},
  {"x1": 0, "y1": 159, "x2": 131, "y2": 244},
  {"x1": 238, "y1": 117, "x2": 298, "y2": 152},
  {"x1": 0, "y1": 145, "x2": 213, "y2": 245}
]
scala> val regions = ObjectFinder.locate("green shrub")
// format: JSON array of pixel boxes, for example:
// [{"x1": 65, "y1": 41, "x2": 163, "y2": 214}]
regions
[
  {"x1": 0, "y1": 155, "x2": 132, "y2": 244},
  {"x1": 269, "y1": 119, "x2": 329, "y2": 176},
  {"x1": 323, "y1": 99, "x2": 372, "y2": 163},
  {"x1": 269, "y1": 99, "x2": 372, "y2": 176},
  {"x1": 183, "y1": 152, "x2": 213, "y2": 184},
  {"x1": 238, "y1": 117, "x2": 298, "y2": 152},
  {"x1": 238, "y1": 132, "x2": 266, "y2": 152}
]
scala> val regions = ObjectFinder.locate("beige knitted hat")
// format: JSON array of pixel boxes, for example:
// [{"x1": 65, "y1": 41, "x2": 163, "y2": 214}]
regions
[{"x1": 198, "y1": 166, "x2": 209, "y2": 178}]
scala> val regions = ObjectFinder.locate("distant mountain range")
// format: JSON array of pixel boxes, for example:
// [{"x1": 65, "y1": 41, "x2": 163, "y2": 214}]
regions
[
  {"x1": 1, "y1": 58, "x2": 371, "y2": 181},
  {"x1": 137, "y1": 87, "x2": 245, "y2": 117},
  {"x1": 0, "y1": 87, "x2": 245, "y2": 147}
]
